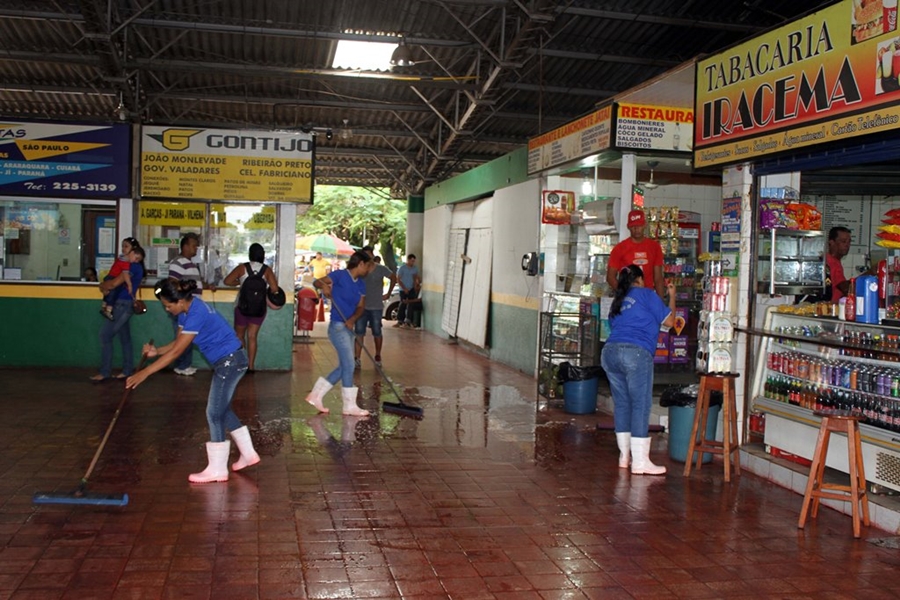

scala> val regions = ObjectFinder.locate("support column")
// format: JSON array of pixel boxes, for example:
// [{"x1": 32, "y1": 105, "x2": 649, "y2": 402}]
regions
[
  {"x1": 618, "y1": 153, "x2": 637, "y2": 239},
  {"x1": 407, "y1": 194, "x2": 424, "y2": 260}
]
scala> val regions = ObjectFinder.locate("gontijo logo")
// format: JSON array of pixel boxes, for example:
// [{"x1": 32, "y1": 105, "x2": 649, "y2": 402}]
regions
[{"x1": 148, "y1": 129, "x2": 202, "y2": 151}]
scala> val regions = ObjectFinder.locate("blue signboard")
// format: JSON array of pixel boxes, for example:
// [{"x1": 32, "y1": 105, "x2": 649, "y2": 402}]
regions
[{"x1": 0, "y1": 121, "x2": 130, "y2": 198}]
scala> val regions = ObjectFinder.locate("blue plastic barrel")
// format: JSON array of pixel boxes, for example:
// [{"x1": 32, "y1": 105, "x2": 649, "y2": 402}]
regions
[
  {"x1": 563, "y1": 378, "x2": 599, "y2": 414},
  {"x1": 668, "y1": 404, "x2": 721, "y2": 463}
]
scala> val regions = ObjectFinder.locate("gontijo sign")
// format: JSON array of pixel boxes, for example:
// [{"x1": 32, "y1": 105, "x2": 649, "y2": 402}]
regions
[
  {"x1": 140, "y1": 126, "x2": 314, "y2": 203},
  {"x1": 694, "y1": 0, "x2": 900, "y2": 168}
]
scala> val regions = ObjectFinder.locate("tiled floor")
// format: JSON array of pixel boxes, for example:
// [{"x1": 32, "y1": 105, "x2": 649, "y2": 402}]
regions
[{"x1": 2, "y1": 324, "x2": 899, "y2": 599}]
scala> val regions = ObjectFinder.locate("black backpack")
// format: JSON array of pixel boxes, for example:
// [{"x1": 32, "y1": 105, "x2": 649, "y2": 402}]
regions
[{"x1": 237, "y1": 263, "x2": 268, "y2": 317}]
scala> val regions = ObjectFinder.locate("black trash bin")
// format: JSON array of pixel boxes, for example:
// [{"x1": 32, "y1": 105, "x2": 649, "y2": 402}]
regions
[
  {"x1": 558, "y1": 363, "x2": 604, "y2": 414},
  {"x1": 660, "y1": 385, "x2": 722, "y2": 463}
]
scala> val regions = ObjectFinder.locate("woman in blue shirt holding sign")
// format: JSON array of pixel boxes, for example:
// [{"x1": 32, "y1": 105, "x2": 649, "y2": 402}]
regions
[
  {"x1": 126, "y1": 279, "x2": 260, "y2": 483},
  {"x1": 601, "y1": 265, "x2": 675, "y2": 475}
]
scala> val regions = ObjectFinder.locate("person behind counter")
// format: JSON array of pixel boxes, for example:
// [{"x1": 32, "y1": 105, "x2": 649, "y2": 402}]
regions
[
  {"x1": 606, "y1": 209, "x2": 665, "y2": 298},
  {"x1": 827, "y1": 226, "x2": 852, "y2": 302}
]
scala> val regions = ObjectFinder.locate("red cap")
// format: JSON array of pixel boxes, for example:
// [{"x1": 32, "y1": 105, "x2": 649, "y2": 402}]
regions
[{"x1": 628, "y1": 209, "x2": 646, "y2": 227}]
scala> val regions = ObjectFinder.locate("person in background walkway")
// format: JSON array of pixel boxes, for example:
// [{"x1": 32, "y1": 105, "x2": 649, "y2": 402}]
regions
[
  {"x1": 223, "y1": 243, "x2": 279, "y2": 373},
  {"x1": 606, "y1": 209, "x2": 665, "y2": 298},
  {"x1": 826, "y1": 226, "x2": 852, "y2": 302},
  {"x1": 306, "y1": 251, "x2": 332, "y2": 309},
  {"x1": 127, "y1": 279, "x2": 259, "y2": 483},
  {"x1": 601, "y1": 265, "x2": 675, "y2": 475},
  {"x1": 394, "y1": 253, "x2": 421, "y2": 328},
  {"x1": 168, "y1": 232, "x2": 207, "y2": 376},
  {"x1": 99, "y1": 238, "x2": 142, "y2": 320},
  {"x1": 307, "y1": 250, "x2": 373, "y2": 416},
  {"x1": 354, "y1": 246, "x2": 397, "y2": 368},
  {"x1": 90, "y1": 241, "x2": 145, "y2": 383}
]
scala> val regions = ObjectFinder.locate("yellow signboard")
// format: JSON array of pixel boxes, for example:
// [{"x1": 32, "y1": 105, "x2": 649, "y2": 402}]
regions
[
  {"x1": 140, "y1": 126, "x2": 314, "y2": 202},
  {"x1": 615, "y1": 103, "x2": 693, "y2": 151},
  {"x1": 694, "y1": 0, "x2": 900, "y2": 167},
  {"x1": 138, "y1": 202, "x2": 205, "y2": 226},
  {"x1": 527, "y1": 106, "x2": 612, "y2": 174}
]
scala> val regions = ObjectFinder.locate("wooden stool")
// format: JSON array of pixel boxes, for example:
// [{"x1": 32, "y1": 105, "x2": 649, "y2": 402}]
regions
[
  {"x1": 683, "y1": 373, "x2": 741, "y2": 482},
  {"x1": 798, "y1": 410, "x2": 870, "y2": 538}
]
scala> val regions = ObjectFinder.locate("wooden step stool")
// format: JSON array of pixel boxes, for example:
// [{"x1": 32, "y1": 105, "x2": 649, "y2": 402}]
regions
[
  {"x1": 798, "y1": 410, "x2": 870, "y2": 538},
  {"x1": 683, "y1": 373, "x2": 741, "y2": 482}
]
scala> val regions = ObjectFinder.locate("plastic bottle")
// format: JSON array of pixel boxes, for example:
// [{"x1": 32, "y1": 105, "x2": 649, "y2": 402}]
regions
[{"x1": 845, "y1": 278, "x2": 856, "y2": 322}]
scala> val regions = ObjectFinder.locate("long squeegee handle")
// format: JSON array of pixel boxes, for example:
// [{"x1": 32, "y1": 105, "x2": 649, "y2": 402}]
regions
[{"x1": 80, "y1": 341, "x2": 153, "y2": 488}]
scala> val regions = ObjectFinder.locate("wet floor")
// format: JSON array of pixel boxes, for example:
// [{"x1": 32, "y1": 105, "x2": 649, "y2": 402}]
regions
[{"x1": 1, "y1": 329, "x2": 899, "y2": 599}]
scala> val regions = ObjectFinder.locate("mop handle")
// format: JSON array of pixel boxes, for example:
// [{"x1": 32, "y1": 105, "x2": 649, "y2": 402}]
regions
[
  {"x1": 330, "y1": 299, "x2": 409, "y2": 406},
  {"x1": 80, "y1": 341, "x2": 153, "y2": 486}
]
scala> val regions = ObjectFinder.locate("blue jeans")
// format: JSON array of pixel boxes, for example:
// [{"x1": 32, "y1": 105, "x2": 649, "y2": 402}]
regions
[
  {"x1": 171, "y1": 314, "x2": 192, "y2": 370},
  {"x1": 327, "y1": 320, "x2": 356, "y2": 388},
  {"x1": 601, "y1": 343, "x2": 655, "y2": 437},
  {"x1": 99, "y1": 298, "x2": 135, "y2": 378},
  {"x1": 354, "y1": 308, "x2": 384, "y2": 338},
  {"x1": 397, "y1": 289, "x2": 418, "y2": 325},
  {"x1": 206, "y1": 349, "x2": 248, "y2": 442}
]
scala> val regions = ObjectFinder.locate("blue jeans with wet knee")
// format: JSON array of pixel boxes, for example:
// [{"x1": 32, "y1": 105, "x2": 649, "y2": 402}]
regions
[
  {"x1": 99, "y1": 298, "x2": 135, "y2": 378},
  {"x1": 206, "y1": 349, "x2": 248, "y2": 442},
  {"x1": 601, "y1": 343, "x2": 654, "y2": 437},
  {"x1": 327, "y1": 320, "x2": 356, "y2": 388}
]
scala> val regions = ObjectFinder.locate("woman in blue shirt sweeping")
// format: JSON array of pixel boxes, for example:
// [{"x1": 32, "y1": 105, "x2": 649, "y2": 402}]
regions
[
  {"x1": 126, "y1": 279, "x2": 260, "y2": 483},
  {"x1": 307, "y1": 250, "x2": 374, "y2": 416},
  {"x1": 602, "y1": 265, "x2": 676, "y2": 475}
]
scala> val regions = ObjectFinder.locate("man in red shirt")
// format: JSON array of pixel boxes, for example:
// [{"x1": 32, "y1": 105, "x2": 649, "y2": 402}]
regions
[
  {"x1": 606, "y1": 209, "x2": 665, "y2": 297},
  {"x1": 826, "y1": 226, "x2": 852, "y2": 302}
]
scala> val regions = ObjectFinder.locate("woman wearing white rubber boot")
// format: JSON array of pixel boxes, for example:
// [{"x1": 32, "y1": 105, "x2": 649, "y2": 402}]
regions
[
  {"x1": 601, "y1": 265, "x2": 676, "y2": 475},
  {"x1": 310, "y1": 250, "x2": 374, "y2": 416},
  {"x1": 127, "y1": 279, "x2": 260, "y2": 483}
]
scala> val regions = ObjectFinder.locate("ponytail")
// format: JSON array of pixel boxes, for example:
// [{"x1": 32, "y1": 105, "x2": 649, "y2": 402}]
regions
[{"x1": 609, "y1": 265, "x2": 643, "y2": 318}]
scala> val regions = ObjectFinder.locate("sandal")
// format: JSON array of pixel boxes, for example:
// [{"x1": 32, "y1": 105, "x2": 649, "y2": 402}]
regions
[
  {"x1": 89, "y1": 375, "x2": 109, "y2": 383},
  {"x1": 114, "y1": 373, "x2": 127, "y2": 379}
]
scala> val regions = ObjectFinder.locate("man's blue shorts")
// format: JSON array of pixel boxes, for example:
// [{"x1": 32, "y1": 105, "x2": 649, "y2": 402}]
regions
[{"x1": 354, "y1": 308, "x2": 384, "y2": 337}]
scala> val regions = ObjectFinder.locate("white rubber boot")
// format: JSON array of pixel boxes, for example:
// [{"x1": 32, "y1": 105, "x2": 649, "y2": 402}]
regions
[
  {"x1": 615, "y1": 432, "x2": 631, "y2": 469},
  {"x1": 188, "y1": 441, "x2": 231, "y2": 483},
  {"x1": 341, "y1": 386, "x2": 369, "y2": 417},
  {"x1": 305, "y1": 377, "x2": 333, "y2": 413},
  {"x1": 630, "y1": 437, "x2": 666, "y2": 475},
  {"x1": 230, "y1": 426, "x2": 260, "y2": 472}
]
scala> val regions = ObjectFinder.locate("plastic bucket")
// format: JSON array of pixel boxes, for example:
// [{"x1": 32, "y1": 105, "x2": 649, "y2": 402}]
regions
[
  {"x1": 563, "y1": 378, "x2": 599, "y2": 414},
  {"x1": 668, "y1": 403, "x2": 721, "y2": 463}
]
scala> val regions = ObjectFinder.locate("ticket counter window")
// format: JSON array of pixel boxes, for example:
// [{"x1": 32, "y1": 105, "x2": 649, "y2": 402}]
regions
[
  {"x1": 0, "y1": 198, "x2": 116, "y2": 282},
  {"x1": 135, "y1": 201, "x2": 278, "y2": 286}
]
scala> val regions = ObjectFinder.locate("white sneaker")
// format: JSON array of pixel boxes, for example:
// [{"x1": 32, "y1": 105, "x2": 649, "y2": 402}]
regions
[{"x1": 174, "y1": 367, "x2": 197, "y2": 376}]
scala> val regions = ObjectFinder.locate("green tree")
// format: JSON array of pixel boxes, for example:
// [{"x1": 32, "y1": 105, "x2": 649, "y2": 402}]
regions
[{"x1": 297, "y1": 186, "x2": 406, "y2": 269}]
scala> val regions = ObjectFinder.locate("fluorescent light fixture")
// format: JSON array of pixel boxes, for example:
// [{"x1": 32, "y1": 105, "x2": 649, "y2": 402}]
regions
[
  {"x1": 581, "y1": 178, "x2": 593, "y2": 196},
  {"x1": 332, "y1": 40, "x2": 396, "y2": 70}
]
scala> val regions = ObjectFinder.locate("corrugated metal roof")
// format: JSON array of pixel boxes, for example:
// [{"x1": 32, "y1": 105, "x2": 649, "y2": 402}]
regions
[{"x1": 0, "y1": 0, "x2": 821, "y2": 196}]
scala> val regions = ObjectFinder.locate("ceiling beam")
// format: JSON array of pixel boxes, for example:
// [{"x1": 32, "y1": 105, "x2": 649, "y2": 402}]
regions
[
  {"x1": 531, "y1": 47, "x2": 680, "y2": 68},
  {"x1": 557, "y1": 6, "x2": 763, "y2": 32}
]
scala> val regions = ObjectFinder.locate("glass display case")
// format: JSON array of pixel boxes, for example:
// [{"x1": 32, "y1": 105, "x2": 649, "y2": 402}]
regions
[
  {"x1": 749, "y1": 307, "x2": 900, "y2": 493},
  {"x1": 538, "y1": 310, "x2": 599, "y2": 403},
  {"x1": 757, "y1": 228, "x2": 825, "y2": 296}
]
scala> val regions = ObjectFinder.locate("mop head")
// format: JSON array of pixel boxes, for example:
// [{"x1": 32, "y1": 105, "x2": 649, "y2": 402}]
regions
[
  {"x1": 33, "y1": 491, "x2": 129, "y2": 507},
  {"x1": 382, "y1": 401, "x2": 424, "y2": 419}
]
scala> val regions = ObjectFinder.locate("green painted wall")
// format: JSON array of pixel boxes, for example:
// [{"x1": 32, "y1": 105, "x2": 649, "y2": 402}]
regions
[
  {"x1": 424, "y1": 147, "x2": 530, "y2": 209},
  {"x1": 489, "y1": 302, "x2": 538, "y2": 374},
  {"x1": 0, "y1": 294, "x2": 293, "y2": 370}
]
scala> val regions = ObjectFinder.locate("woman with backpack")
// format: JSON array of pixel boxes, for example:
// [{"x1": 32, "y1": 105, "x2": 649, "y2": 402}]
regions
[{"x1": 223, "y1": 243, "x2": 279, "y2": 372}]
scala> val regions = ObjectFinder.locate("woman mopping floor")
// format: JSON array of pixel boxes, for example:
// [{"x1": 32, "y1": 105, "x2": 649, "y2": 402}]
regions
[{"x1": 126, "y1": 279, "x2": 260, "y2": 483}]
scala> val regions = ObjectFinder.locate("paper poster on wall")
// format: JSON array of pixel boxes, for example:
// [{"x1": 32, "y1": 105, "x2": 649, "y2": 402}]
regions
[{"x1": 541, "y1": 190, "x2": 575, "y2": 224}]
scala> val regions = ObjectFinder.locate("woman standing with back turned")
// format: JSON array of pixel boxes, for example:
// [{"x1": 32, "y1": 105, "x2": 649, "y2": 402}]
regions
[{"x1": 601, "y1": 265, "x2": 675, "y2": 475}]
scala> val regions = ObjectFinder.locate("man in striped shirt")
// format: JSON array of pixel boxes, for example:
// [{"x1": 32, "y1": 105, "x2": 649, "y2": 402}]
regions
[{"x1": 168, "y1": 232, "x2": 205, "y2": 375}]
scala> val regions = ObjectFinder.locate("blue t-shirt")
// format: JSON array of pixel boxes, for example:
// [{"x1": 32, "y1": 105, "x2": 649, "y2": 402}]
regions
[
  {"x1": 328, "y1": 269, "x2": 366, "y2": 323},
  {"x1": 124, "y1": 263, "x2": 144, "y2": 301},
  {"x1": 177, "y1": 297, "x2": 242, "y2": 364},
  {"x1": 397, "y1": 263, "x2": 419, "y2": 290},
  {"x1": 607, "y1": 287, "x2": 671, "y2": 356}
]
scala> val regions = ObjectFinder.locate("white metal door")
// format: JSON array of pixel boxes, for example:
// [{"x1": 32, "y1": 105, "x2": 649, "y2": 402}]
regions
[{"x1": 456, "y1": 228, "x2": 492, "y2": 347}]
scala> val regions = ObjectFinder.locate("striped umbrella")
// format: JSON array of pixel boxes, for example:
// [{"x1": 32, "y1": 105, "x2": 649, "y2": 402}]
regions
[{"x1": 295, "y1": 233, "x2": 357, "y2": 257}]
